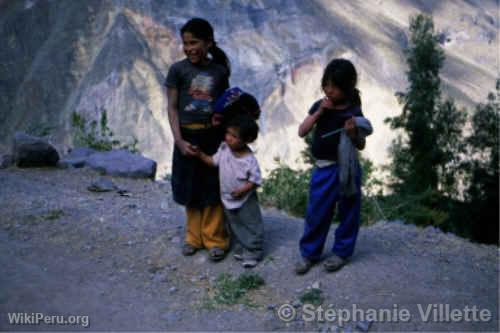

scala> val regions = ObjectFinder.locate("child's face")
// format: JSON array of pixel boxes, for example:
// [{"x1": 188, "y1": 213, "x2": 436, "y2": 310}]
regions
[
  {"x1": 225, "y1": 126, "x2": 245, "y2": 151},
  {"x1": 322, "y1": 81, "x2": 345, "y2": 104},
  {"x1": 182, "y1": 32, "x2": 211, "y2": 65}
]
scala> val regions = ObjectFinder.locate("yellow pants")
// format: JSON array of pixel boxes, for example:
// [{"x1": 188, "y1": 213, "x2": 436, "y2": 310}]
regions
[{"x1": 185, "y1": 204, "x2": 229, "y2": 250}]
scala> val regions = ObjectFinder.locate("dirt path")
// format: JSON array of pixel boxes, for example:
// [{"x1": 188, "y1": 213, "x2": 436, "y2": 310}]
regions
[{"x1": 0, "y1": 167, "x2": 498, "y2": 332}]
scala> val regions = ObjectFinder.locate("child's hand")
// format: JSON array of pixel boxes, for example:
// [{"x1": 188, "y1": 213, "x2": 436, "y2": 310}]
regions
[
  {"x1": 344, "y1": 116, "x2": 357, "y2": 139},
  {"x1": 211, "y1": 113, "x2": 224, "y2": 127},
  {"x1": 191, "y1": 145, "x2": 201, "y2": 157},
  {"x1": 177, "y1": 140, "x2": 197, "y2": 156},
  {"x1": 319, "y1": 97, "x2": 333, "y2": 113},
  {"x1": 230, "y1": 188, "x2": 246, "y2": 199}
]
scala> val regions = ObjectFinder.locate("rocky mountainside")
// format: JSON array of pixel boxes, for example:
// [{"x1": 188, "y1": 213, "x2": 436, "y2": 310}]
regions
[
  {"x1": 0, "y1": 165, "x2": 498, "y2": 331},
  {"x1": 0, "y1": 0, "x2": 497, "y2": 177}
]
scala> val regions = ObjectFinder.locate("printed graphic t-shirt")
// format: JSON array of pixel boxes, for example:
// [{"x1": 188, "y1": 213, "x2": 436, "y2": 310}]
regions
[{"x1": 165, "y1": 59, "x2": 229, "y2": 125}]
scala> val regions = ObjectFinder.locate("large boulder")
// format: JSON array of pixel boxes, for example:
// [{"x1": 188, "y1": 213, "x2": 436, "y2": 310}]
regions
[
  {"x1": 59, "y1": 147, "x2": 98, "y2": 168},
  {"x1": 12, "y1": 132, "x2": 60, "y2": 167},
  {"x1": 86, "y1": 149, "x2": 156, "y2": 179}
]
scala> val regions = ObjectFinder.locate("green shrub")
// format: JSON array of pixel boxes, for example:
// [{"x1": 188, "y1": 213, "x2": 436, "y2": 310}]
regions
[
  {"x1": 260, "y1": 161, "x2": 311, "y2": 217},
  {"x1": 207, "y1": 272, "x2": 265, "y2": 307},
  {"x1": 71, "y1": 110, "x2": 138, "y2": 152},
  {"x1": 299, "y1": 288, "x2": 324, "y2": 306}
]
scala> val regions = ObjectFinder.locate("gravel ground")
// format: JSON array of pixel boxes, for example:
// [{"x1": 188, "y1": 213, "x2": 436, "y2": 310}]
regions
[{"x1": 0, "y1": 166, "x2": 498, "y2": 332}]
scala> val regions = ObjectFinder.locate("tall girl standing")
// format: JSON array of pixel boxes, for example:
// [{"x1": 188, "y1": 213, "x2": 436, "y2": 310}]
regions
[{"x1": 165, "y1": 18, "x2": 230, "y2": 261}]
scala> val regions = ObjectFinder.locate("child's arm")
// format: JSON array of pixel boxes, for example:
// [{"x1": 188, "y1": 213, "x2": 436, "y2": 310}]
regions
[
  {"x1": 167, "y1": 87, "x2": 197, "y2": 156},
  {"x1": 194, "y1": 149, "x2": 216, "y2": 167},
  {"x1": 231, "y1": 157, "x2": 261, "y2": 199},
  {"x1": 231, "y1": 181, "x2": 257, "y2": 199},
  {"x1": 298, "y1": 98, "x2": 331, "y2": 137}
]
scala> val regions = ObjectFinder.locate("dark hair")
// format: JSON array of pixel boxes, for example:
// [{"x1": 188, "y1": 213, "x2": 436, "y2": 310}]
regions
[
  {"x1": 321, "y1": 58, "x2": 361, "y2": 106},
  {"x1": 181, "y1": 18, "x2": 231, "y2": 76},
  {"x1": 224, "y1": 92, "x2": 261, "y2": 123},
  {"x1": 227, "y1": 114, "x2": 259, "y2": 143}
]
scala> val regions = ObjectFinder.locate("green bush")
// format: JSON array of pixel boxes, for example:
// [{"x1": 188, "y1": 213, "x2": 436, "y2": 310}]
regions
[
  {"x1": 299, "y1": 288, "x2": 324, "y2": 306},
  {"x1": 260, "y1": 161, "x2": 311, "y2": 217},
  {"x1": 208, "y1": 272, "x2": 265, "y2": 307},
  {"x1": 71, "y1": 110, "x2": 138, "y2": 152}
]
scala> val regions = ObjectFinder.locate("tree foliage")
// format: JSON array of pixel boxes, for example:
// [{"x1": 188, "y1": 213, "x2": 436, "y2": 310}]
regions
[
  {"x1": 460, "y1": 80, "x2": 499, "y2": 243},
  {"x1": 385, "y1": 14, "x2": 466, "y2": 195}
]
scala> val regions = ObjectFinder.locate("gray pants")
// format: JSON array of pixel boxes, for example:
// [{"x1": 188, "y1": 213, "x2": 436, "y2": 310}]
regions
[{"x1": 224, "y1": 192, "x2": 264, "y2": 260}]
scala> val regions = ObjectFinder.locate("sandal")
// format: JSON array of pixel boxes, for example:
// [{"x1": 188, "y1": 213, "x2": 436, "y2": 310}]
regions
[
  {"x1": 324, "y1": 255, "x2": 347, "y2": 272},
  {"x1": 182, "y1": 243, "x2": 198, "y2": 256},
  {"x1": 295, "y1": 257, "x2": 313, "y2": 275},
  {"x1": 208, "y1": 247, "x2": 226, "y2": 262}
]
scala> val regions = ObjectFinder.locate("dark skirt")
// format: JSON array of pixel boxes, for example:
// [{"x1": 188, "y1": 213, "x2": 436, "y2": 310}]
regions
[{"x1": 171, "y1": 127, "x2": 223, "y2": 208}]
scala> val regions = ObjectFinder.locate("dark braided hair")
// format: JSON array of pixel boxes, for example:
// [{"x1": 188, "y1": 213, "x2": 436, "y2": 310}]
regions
[{"x1": 181, "y1": 18, "x2": 231, "y2": 76}]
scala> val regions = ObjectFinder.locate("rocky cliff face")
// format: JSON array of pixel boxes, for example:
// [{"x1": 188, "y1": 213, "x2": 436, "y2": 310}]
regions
[{"x1": 1, "y1": 0, "x2": 497, "y2": 177}]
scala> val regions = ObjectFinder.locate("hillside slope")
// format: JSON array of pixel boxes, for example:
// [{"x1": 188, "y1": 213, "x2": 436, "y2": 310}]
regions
[
  {"x1": 0, "y1": 0, "x2": 497, "y2": 177},
  {"x1": 0, "y1": 166, "x2": 497, "y2": 332}
]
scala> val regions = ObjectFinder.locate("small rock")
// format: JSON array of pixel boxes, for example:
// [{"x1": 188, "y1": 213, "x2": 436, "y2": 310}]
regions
[
  {"x1": 356, "y1": 320, "x2": 372, "y2": 332},
  {"x1": 88, "y1": 177, "x2": 118, "y2": 192},
  {"x1": 0, "y1": 154, "x2": 14, "y2": 169},
  {"x1": 169, "y1": 287, "x2": 177, "y2": 294},
  {"x1": 343, "y1": 323, "x2": 353, "y2": 333},
  {"x1": 311, "y1": 281, "x2": 321, "y2": 290},
  {"x1": 170, "y1": 236, "x2": 181, "y2": 244},
  {"x1": 267, "y1": 304, "x2": 276, "y2": 311},
  {"x1": 292, "y1": 300, "x2": 302, "y2": 308},
  {"x1": 81, "y1": 244, "x2": 93, "y2": 251},
  {"x1": 117, "y1": 189, "x2": 131, "y2": 197},
  {"x1": 319, "y1": 323, "x2": 329, "y2": 333}
]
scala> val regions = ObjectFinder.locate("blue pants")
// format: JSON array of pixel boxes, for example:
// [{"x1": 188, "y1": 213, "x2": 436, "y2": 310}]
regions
[{"x1": 299, "y1": 164, "x2": 361, "y2": 261}]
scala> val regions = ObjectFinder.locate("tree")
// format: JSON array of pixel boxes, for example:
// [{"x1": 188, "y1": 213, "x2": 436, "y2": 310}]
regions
[
  {"x1": 461, "y1": 80, "x2": 499, "y2": 244},
  {"x1": 385, "y1": 14, "x2": 466, "y2": 196}
]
